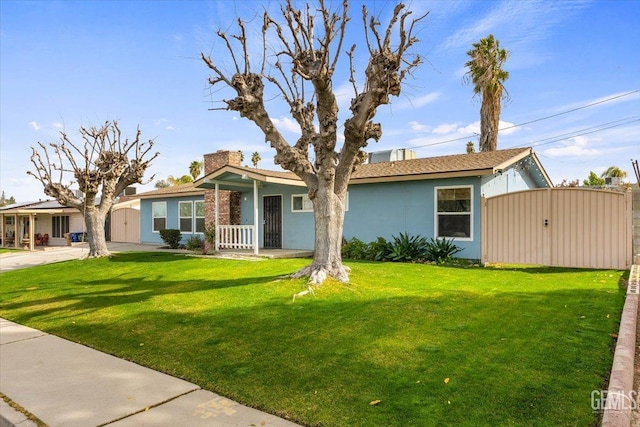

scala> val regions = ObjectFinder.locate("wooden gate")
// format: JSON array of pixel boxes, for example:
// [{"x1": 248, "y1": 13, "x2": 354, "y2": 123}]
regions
[
  {"x1": 110, "y1": 208, "x2": 140, "y2": 243},
  {"x1": 481, "y1": 188, "x2": 632, "y2": 269}
]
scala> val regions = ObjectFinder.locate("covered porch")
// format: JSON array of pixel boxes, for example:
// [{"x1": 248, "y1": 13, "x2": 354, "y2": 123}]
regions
[{"x1": 196, "y1": 165, "x2": 307, "y2": 256}]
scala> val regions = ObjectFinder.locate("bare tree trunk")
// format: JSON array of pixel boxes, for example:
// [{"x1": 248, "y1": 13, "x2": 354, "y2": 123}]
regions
[
  {"x1": 291, "y1": 186, "x2": 348, "y2": 284},
  {"x1": 479, "y1": 93, "x2": 500, "y2": 152},
  {"x1": 84, "y1": 207, "x2": 110, "y2": 258}
]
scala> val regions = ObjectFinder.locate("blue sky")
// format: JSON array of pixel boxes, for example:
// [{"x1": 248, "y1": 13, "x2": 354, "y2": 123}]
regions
[{"x1": 1, "y1": 0, "x2": 639, "y2": 202}]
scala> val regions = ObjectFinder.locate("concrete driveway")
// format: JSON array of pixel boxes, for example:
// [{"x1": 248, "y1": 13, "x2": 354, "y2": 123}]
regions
[{"x1": 0, "y1": 242, "x2": 172, "y2": 272}]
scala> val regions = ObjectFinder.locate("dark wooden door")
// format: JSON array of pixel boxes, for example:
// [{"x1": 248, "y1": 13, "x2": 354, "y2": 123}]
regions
[{"x1": 263, "y1": 195, "x2": 282, "y2": 249}]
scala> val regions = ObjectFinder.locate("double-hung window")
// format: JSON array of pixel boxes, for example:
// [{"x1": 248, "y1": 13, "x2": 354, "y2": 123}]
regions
[
  {"x1": 179, "y1": 201, "x2": 193, "y2": 232},
  {"x1": 195, "y1": 201, "x2": 205, "y2": 233},
  {"x1": 152, "y1": 202, "x2": 167, "y2": 232},
  {"x1": 52, "y1": 215, "x2": 70, "y2": 238},
  {"x1": 179, "y1": 201, "x2": 205, "y2": 233},
  {"x1": 435, "y1": 186, "x2": 472, "y2": 240}
]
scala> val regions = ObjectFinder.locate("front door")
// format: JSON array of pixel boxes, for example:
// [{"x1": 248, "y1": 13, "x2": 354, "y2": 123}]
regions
[{"x1": 263, "y1": 195, "x2": 282, "y2": 249}]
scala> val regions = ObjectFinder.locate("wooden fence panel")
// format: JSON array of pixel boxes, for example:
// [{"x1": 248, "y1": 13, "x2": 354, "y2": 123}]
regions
[{"x1": 482, "y1": 188, "x2": 631, "y2": 270}]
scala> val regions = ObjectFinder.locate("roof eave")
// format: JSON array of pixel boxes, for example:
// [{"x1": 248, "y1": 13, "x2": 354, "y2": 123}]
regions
[{"x1": 350, "y1": 168, "x2": 496, "y2": 184}]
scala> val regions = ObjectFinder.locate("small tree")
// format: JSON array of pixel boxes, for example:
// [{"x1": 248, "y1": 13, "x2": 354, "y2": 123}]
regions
[
  {"x1": 0, "y1": 191, "x2": 16, "y2": 207},
  {"x1": 202, "y1": 1, "x2": 425, "y2": 284},
  {"x1": 251, "y1": 152, "x2": 261, "y2": 168},
  {"x1": 583, "y1": 171, "x2": 605, "y2": 186},
  {"x1": 28, "y1": 120, "x2": 158, "y2": 257},
  {"x1": 189, "y1": 160, "x2": 203, "y2": 180},
  {"x1": 601, "y1": 166, "x2": 627, "y2": 179}
]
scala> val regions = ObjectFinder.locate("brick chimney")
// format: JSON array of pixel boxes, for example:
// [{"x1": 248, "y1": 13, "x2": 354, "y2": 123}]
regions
[{"x1": 203, "y1": 150, "x2": 243, "y2": 234}]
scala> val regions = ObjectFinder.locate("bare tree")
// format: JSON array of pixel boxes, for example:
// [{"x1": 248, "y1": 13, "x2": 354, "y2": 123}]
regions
[
  {"x1": 202, "y1": 1, "x2": 425, "y2": 284},
  {"x1": 28, "y1": 120, "x2": 158, "y2": 257}
]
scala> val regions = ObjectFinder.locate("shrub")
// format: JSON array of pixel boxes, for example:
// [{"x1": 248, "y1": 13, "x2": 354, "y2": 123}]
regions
[
  {"x1": 186, "y1": 235, "x2": 205, "y2": 253},
  {"x1": 342, "y1": 237, "x2": 369, "y2": 260},
  {"x1": 159, "y1": 229, "x2": 182, "y2": 249},
  {"x1": 203, "y1": 223, "x2": 216, "y2": 248},
  {"x1": 425, "y1": 237, "x2": 463, "y2": 264},
  {"x1": 388, "y1": 232, "x2": 428, "y2": 262},
  {"x1": 368, "y1": 237, "x2": 391, "y2": 261}
]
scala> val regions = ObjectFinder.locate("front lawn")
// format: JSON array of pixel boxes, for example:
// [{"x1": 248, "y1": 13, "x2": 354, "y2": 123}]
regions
[{"x1": 0, "y1": 253, "x2": 625, "y2": 426}]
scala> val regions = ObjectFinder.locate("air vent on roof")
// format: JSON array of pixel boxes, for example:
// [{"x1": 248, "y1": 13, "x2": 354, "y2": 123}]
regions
[{"x1": 367, "y1": 149, "x2": 416, "y2": 164}]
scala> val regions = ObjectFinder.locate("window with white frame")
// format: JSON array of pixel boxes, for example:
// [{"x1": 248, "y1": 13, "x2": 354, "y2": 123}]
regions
[
  {"x1": 52, "y1": 215, "x2": 70, "y2": 238},
  {"x1": 291, "y1": 194, "x2": 313, "y2": 212},
  {"x1": 152, "y1": 202, "x2": 167, "y2": 232},
  {"x1": 291, "y1": 193, "x2": 349, "y2": 212},
  {"x1": 435, "y1": 186, "x2": 472, "y2": 240},
  {"x1": 179, "y1": 201, "x2": 193, "y2": 232},
  {"x1": 195, "y1": 201, "x2": 205, "y2": 233}
]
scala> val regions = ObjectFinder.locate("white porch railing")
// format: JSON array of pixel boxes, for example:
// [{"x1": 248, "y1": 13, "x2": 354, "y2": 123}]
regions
[{"x1": 217, "y1": 225, "x2": 254, "y2": 249}]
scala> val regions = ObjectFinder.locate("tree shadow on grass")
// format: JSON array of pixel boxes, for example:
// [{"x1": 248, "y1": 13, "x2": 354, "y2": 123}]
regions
[{"x1": 19, "y1": 286, "x2": 624, "y2": 427}]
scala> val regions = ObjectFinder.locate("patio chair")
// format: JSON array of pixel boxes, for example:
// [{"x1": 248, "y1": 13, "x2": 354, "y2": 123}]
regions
[
  {"x1": 35, "y1": 233, "x2": 43, "y2": 246},
  {"x1": 42, "y1": 234, "x2": 49, "y2": 246}
]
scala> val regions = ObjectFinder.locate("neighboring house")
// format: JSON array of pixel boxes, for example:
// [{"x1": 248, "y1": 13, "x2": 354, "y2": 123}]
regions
[
  {"x1": 0, "y1": 200, "x2": 85, "y2": 250},
  {"x1": 136, "y1": 147, "x2": 551, "y2": 259}
]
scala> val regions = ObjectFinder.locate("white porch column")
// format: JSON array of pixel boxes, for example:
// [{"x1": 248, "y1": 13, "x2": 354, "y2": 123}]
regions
[
  {"x1": 253, "y1": 179, "x2": 259, "y2": 256},
  {"x1": 215, "y1": 183, "x2": 219, "y2": 252},
  {"x1": 29, "y1": 214, "x2": 34, "y2": 251}
]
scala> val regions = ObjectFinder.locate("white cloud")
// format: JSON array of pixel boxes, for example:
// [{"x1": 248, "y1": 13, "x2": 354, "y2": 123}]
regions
[
  {"x1": 396, "y1": 92, "x2": 440, "y2": 111},
  {"x1": 272, "y1": 116, "x2": 301, "y2": 135},
  {"x1": 409, "y1": 121, "x2": 429, "y2": 132},
  {"x1": 433, "y1": 123, "x2": 460, "y2": 134},
  {"x1": 29, "y1": 121, "x2": 40, "y2": 131},
  {"x1": 542, "y1": 136, "x2": 601, "y2": 158},
  {"x1": 53, "y1": 122, "x2": 64, "y2": 130},
  {"x1": 166, "y1": 126, "x2": 175, "y2": 131}
]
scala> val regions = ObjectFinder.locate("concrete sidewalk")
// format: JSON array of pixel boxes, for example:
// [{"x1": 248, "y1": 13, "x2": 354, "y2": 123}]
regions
[{"x1": 0, "y1": 318, "x2": 302, "y2": 427}]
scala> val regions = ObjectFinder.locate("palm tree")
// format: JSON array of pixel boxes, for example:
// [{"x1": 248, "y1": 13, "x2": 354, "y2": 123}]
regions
[
  {"x1": 600, "y1": 166, "x2": 627, "y2": 179},
  {"x1": 251, "y1": 152, "x2": 261, "y2": 168},
  {"x1": 189, "y1": 160, "x2": 203, "y2": 181},
  {"x1": 464, "y1": 34, "x2": 509, "y2": 152}
]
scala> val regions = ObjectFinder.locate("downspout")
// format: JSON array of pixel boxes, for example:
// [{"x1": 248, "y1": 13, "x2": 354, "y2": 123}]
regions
[
  {"x1": 253, "y1": 179, "x2": 259, "y2": 256},
  {"x1": 215, "y1": 183, "x2": 219, "y2": 252}
]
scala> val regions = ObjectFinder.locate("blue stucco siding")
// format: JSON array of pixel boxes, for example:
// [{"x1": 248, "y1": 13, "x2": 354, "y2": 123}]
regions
[
  {"x1": 257, "y1": 184, "x2": 315, "y2": 250},
  {"x1": 344, "y1": 177, "x2": 482, "y2": 260},
  {"x1": 139, "y1": 195, "x2": 205, "y2": 245}
]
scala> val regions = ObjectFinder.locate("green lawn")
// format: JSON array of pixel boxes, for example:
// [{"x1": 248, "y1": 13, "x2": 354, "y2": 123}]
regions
[
  {"x1": 0, "y1": 252, "x2": 625, "y2": 426},
  {"x1": 0, "y1": 248, "x2": 20, "y2": 254}
]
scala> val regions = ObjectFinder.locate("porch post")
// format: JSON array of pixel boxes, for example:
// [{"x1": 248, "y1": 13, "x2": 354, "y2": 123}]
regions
[
  {"x1": 13, "y1": 214, "x2": 17, "y2": 248},
  {"x1": 29, "y1": 214, "x2": 34, "y2": 251},
  {"x1": 253, "y1": 179, "x2": 259, "y2": 256},
  {"x1": 214, "y1": 183, "x2": 219, "y2": 252}
]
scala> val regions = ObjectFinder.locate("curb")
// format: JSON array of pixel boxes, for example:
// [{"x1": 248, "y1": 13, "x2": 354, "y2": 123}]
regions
[
  {"x1": 0, "y1": 399, "x2": 38, "y2": 427},
  {"x1": 601, "y1": 264, "x2": 639, "y2": 427}
]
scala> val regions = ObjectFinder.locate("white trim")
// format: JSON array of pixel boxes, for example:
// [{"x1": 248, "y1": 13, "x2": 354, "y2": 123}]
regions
[
  {"x1": 151, "y1": 201, "x2": 167, "y2": 233},
  {"x1": 178, "y1": 201, "x2": 193, "y2": 233},
  {"x1": 291, "y1": 193, "x2": 313, "y2": 212},
  {"x1": 434, "y1": 185, "x2": 473, "y2": 242},
  {"x1": 291, "y1": 192, "x2": 350, "y2": 213}
]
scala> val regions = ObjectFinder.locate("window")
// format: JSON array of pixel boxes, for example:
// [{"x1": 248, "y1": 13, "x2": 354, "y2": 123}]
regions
[
  {"x1": 292, "y1": 193, "x2": 349, "y2": 212},
  {"x1": 435, "y1": 186, "x2": 472, "y2": 240},
  {"x1": 5, "y1": 216, "x2": 14, "y2": 225},
  {"x1": 178, "y1": 201, "x2": 205, "y2": 233},
  {"x1": 195, "y1": 201, "x2": 205, "y2": 233},
  {"x1": 292, "y1": 194, "x2": 313, "y2": 212},
  {"x1": 152, "y1": 202, "x2": 167, "y2": 232},
  {"x1": 52, "y1": 215, "x2": 70, "y2": 238},
  {"x1": 179, "y1": 201, "x2": 193, "y2": 232}
]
